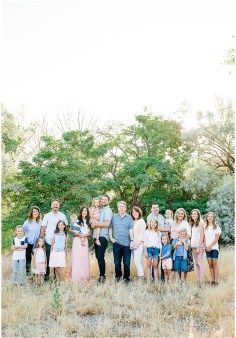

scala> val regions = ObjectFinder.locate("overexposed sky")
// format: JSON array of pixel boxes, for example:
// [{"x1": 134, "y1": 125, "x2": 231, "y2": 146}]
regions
[{"x1": 2, "y1": 0, "x2": 235, "y2": 130}]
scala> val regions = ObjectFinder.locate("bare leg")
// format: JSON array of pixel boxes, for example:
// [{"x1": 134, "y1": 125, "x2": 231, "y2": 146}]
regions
[
  {"x1": 55, "y1": 268, "x2": 60, "y2": 283},
  {"x1": 167, "y1": 269, "x2": 172, "y2": 282},
  {"x1": 153, "y1": 260, "x2": 159, "y2": 283},
  {"x1": 207, "y1": 260, "x2": 214, "y2": 282},
  {"x1": 212, "y1": 260, "x2": 219, "y2": 283},
  {"x1": 146, "y1": 258, "x2": 152, "y2": 282},
  {"x1": 174, "y1": 271, "x2": 178, "y2": 281},
  {"x1": 39, "y1": 274, "x2": 44, "y2": 285}
]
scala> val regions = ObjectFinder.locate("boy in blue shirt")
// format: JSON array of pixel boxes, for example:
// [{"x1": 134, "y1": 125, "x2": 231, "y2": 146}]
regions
[{"x1": 172, "y1": 229, "x2": 190, "y2": 283}]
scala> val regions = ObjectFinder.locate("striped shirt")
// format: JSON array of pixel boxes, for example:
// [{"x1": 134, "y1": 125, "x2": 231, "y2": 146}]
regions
[{"x1": 110, "y1": 213, "x2": 134, "y2": 246}]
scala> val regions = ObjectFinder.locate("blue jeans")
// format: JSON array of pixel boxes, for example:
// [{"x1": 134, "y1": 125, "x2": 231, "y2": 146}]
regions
[
  {"x1": 94, "y1": 237, "x2": 108, "y2": 277},
  {"x1": 12, "y1": 259, "x2": 26, "y2": 284},
  {"x1": 113, "y1": 242, "x2": 131, "y2": 281}
]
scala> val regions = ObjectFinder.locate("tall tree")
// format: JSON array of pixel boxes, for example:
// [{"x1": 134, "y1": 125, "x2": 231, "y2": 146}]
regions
[
  {"x1": 185, "y1": 100, "x2": 235, "y2": 174},
  {"x1": 99, "y1": 113, "x2": 190, "y2": 210}
]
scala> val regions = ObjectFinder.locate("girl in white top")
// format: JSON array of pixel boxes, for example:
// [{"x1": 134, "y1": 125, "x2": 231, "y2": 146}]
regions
[
  {"x1": 144, "y1": 219, "x2": 162, "y2": 283},
  {"x1": 204, "y1": 212, "x2": 221, "y2": 286},
  {"x1": 32, "y1": 237, "x2": 47, "y2": 285},
  {"x1": 130, "y1": 206, "x2": 146, "y2": 279},
  {"x1": 189, "y1": 209, "x2": 204, "y2": 285}
]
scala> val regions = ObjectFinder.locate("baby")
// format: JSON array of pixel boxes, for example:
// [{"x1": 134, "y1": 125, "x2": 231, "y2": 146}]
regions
[{"x1": 70, "y1": 214, "x2": 85, "y2": 246}]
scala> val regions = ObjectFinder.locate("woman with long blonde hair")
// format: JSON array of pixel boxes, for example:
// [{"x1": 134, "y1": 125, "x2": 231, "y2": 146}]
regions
[
  {"x1": 189, "y1": 209, "x2": 204, "y2": 285},
  {"x1": 171, "y1": 208, "x2": 194, "y2": 277}
]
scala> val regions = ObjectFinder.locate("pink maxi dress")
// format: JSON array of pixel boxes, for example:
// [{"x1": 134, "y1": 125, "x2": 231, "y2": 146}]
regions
[{"x1": 70, "y1": 222, "x2": 90, "y2": 282}]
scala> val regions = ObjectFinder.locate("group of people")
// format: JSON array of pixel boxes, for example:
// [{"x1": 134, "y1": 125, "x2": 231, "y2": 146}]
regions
[{"x1": 11, "y1": 195, "x2": 222, "y2": 287}]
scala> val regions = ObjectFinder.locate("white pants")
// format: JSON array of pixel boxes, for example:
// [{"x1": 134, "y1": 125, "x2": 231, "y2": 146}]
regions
[{"x1": 132, "y1": 244, "x2": 144, "y2": 277}]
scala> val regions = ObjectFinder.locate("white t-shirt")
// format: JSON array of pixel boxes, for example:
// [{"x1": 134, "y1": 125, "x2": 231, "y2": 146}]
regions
[
  {"x1": 144, "y1": 230, "x2": 162, "y2": 248},
  {"x1": 191, "y1": 225, "x2": 204, "y2": 248},
  {"x1": 34, "y1": 248, "x2": 46, "y2": 263},
  {"x1": 12, "y1": 236, "x2": 27, "y2": 260},
  {"x1": 204, "y1": 225, "x2": 221, "y2": 251},
  {"x1": 180, "y1": 220, "x2": 191, "y2": 237},
  {"x1": 42, "y1": 211, "x2": 68, "y2": 245}
]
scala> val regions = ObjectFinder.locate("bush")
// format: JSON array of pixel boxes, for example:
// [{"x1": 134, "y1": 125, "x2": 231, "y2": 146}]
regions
[{"x1": 207, "y1": 175, "x2": 235, "y2": 243}]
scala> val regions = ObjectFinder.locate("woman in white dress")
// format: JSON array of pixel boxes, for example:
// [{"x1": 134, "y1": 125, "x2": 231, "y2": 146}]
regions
[{"x1": 130, "y1": 206, "x2": 146, "y2": 280}]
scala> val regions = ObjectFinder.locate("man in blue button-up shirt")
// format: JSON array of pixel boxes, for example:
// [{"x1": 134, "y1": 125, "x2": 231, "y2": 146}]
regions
[
  {"x1": 109, "y1": 201, "x2": 134, "y2": 282},
  {"x1": 91, "y1": 194, "x2": 113, "y2": 283}
]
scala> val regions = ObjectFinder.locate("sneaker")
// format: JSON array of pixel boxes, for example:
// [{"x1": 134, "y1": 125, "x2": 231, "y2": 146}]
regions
[
  {"x1": 115, "y1": 276, "x2": 122, "y2": 282},
  {"x1": 211, "y1": 281, "x2": 215, "y2": 286},
  {"x1": 98, "y1": 276, "x2": 106, "y2": 283}
]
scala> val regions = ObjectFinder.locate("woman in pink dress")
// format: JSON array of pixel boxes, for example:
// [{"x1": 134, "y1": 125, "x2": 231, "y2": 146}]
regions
[{"x1": 70, "y1": 206, "x2": 91, "y2": 282}]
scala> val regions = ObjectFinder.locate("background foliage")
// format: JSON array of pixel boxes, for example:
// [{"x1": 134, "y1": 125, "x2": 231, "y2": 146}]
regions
[{"x1": 1, "y1": 101, "x2": 235, "y2": 248}]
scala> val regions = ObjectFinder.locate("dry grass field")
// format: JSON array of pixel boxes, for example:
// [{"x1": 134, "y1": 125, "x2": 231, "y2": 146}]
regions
[{"x1": 1, "y1": 246, "x2": 234, "y2": 337}]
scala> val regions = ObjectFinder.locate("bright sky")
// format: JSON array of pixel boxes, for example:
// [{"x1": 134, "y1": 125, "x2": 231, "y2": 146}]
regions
[{"x1": 2, "y1": 0, "x2": 235, "y2": 131}]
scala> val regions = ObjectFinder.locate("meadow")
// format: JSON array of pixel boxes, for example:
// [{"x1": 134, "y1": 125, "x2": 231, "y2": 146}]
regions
[{"x1": 2, "y1": 247, "x2": 234, "y2": 338}]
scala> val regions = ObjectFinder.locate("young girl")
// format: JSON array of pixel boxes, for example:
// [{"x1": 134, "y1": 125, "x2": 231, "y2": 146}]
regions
[
  {"x1": 49, "y1": 221, "x2": 68, "y2": 282},
  {"x1": 89, "y1": 197, "x2": 101, "y2": 246},
  {"x1": 11, "y1": 225, "x2": 28, "y2": 285},
  {"x1": 144, "y1": 219, "x2": 162, "y2": 283},
  {"x1": 160, "y1": 235, "x2": 172, "y2": 282},
  {"x1": 204, "y1": 212, "x2": 221, "y2": 286},
  {"x1": 189, "y1": 209, "x2": 204, "y2": 285},
  {"x1": 172, "y1": 229, "x2": 190, "y2": 283},
  {"x1": 163, "y1": 209, "x2": 174, "y2": 236},
  {"x1": 70, "y1": 213, "x2": 85, "y2": 246},
  {"x1": 32, "y1": 237, "x2": 47, "y2": 285}
]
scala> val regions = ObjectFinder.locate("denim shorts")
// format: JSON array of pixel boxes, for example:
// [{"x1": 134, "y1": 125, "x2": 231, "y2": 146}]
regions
[
  {"x1": 173, "y1": 256, "x2": 188, "y2": 272},
  {"x1": 206, "y1": 249, "x2": 219, "y2": 260},
  {"x1": 147, "y1": 247, "x2": 160, "y2": 259}
]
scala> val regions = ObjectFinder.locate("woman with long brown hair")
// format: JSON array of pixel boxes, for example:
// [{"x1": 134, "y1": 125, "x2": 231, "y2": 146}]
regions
[
  {"x1": 23, "y1": 206, "x2": 42, "y2": 275},
  {"x1": 130, "y1": 206, "x2": 146, "y2": 280},
  {"x1": 204, "y1": 212, "x2": 221, "y2": 286},
  {"x1": 70, "y1": 206, "x2": 91, "y2": 282},
  {"x1": 189, "y1": 209, "x2": 204, "y2": 285}
]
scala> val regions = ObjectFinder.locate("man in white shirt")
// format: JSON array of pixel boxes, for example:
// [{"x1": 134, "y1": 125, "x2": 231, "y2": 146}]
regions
[{"x1": 41, "y1": 200, "x2": 68, "y2": 280}]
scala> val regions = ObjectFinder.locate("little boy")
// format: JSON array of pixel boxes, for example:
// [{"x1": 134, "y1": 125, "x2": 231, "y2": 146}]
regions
[
  {"x1": 11, "y1": 225, "x2": 28, "y2": 285},
  {"x1": 172, "y1": 228, "x2": 190, "y2": 283}
]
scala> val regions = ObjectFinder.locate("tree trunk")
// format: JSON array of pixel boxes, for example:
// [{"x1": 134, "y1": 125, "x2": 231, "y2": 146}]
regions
[{"x1": 131, "y1": 186, "x2": 140, "y2": 206}]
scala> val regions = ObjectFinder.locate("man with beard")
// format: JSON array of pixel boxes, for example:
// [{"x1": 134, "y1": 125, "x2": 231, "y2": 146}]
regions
[
  {"x1": 91, "y1": 194, "x2": 112, "y2": 283},
  {"x1": 41, "y1": 200, "x2": 68, "y2": 281}
]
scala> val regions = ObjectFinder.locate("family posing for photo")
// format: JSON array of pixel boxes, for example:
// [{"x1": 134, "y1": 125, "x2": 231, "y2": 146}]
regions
[{"x1": 11, "y1": 195, "x2": 221, "y2": 287}]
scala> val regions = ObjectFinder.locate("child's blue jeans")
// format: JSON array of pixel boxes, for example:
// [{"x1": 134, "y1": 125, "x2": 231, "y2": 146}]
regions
[{"x1": 12, "y1": 259, "x2": 26, "y2": 285}]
